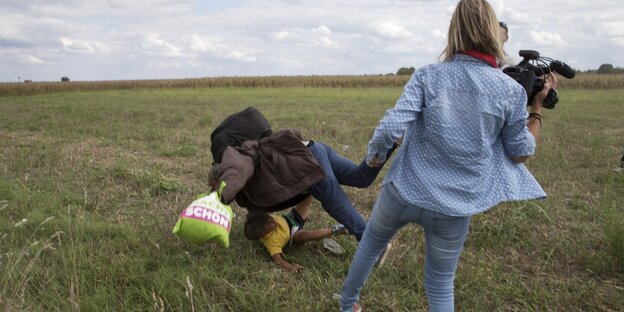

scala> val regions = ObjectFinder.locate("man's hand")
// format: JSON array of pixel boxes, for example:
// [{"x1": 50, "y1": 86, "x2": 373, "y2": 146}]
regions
[
  {"x1": 366, "y1": 154, "x2": 385, "y2": 168},
  {"x1": 366, "y1": 155, "x2": 382, "y2": 167}
]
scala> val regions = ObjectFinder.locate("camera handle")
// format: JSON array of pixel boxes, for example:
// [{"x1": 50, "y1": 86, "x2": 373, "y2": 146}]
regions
[{"x1": 543, "y1": 89, "x2": 559, "y2": 109}]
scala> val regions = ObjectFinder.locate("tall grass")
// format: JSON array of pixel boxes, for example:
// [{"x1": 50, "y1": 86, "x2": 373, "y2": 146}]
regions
[
  {"x1": 557, "y1": 73, "x2": 624, "y2": 89},
  {"x1": 0, "y1": 87, "x2": 622, "y2": 311},
  {"x1": 0, "y1": 75, "x2": 409, "y2": 97},
  {"x1": 1, "y1": 73, "x2": 622, "y2": 96}
]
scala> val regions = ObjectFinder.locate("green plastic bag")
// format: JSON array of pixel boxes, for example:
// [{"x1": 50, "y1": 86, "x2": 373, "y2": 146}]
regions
[{"x1": 172, "y1": 183, "x2": 234, "y2": 247}]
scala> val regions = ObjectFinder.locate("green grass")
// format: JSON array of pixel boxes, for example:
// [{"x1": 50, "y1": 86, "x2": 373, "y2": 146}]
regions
[{"x1": 0, "y1": 87, "x2": 622, "y2": 311}]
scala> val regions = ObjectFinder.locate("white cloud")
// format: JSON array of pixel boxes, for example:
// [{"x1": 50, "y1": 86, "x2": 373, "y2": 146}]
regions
[
  {"x1": 597, "y1": 21, "x2": 624, "y2": 37},
  {"x1": 313, "y1": 36, "x2": 339, "y2": 48},
  {"x1": 92, "y1": 42, "x2": 112, "y2": 53},
  {"x1": 106, "y1": 0, "x2": 196, "y2": 13},
  {"x1": 313, "y1": 25, "x2": 332, "y2": 35},
  {"x1": 21, "y1": 55, "x2": 45, "y2": 64},
  {"x1": 530, "y1": 31, "x2": 565, "y2": 46},
  {"x1": 185, "y1": 34, "x2": 220, "y2": 53},
  {"x1": 609, "y1": 37, "x2": 624, "y2": 47},
  {"x1": 595, "y1": 20, "x2": 624, "y2": 45},
  {"x1": 227, "y1": 51, "x2": 257, "y2": 63},
  {"x1": 431, "y1": 29, "x2": 445, "y2": 39},
  {"x1": 271, "y1": 26, "x2": 340, "y2": 49},
  {"x1": 382, "y1": 42, "x2": 416, "y2": 53},
  {"x1": 181, "y1": 34, "x2": 257, "y2": 62},
  {"x1": 145, "y1": 60, "x2": 186, "y2": 69},
  {"x1": 371, "y1": 21, "x2": 413, "y2": 39},
  {"x1": 502, "y1": 8, "x2": 532, "y2": 25},
  {"x1": 60, "y1": 38, "x2": 95, "y2": 53},
  {"x1": 139, "y1": 33, "x2": 182, "y2": 56},
  {"x1": 490, "y1": 0, "x2": 505, "y2": 16},
  {"x1": 273, "y1": 30, "x2": 301, "y2": 42},
  {"x1": 0, "y1": 0, "x2": 622, "y2": 81}
]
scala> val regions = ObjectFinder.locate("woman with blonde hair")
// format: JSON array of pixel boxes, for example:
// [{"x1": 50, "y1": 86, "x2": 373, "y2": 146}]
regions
[{"x1": 339, "y1": 0, "x2": 556, "y2": 311}]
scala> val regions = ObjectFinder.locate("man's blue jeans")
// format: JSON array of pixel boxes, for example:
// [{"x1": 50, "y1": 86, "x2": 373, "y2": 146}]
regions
[
  {"x1": 307, "y1": 142, "x2": 389, "y2": 241},
  {"x1": 340, "y1": 183, "x2": 471, "y2": 312}
]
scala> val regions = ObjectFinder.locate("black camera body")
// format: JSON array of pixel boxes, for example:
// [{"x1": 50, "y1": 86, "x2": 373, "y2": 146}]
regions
[{"x1": 503, "y1": 50, "x2": 575, "y2": 109}]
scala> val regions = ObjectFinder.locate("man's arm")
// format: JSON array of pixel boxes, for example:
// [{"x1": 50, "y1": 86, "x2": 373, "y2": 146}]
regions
[
  {"x1": 271, "y1": 253, "x2": 302, "y2": 273},
  {"x1": 217, "y1": 147, "x2": 255, "y2": 203}
]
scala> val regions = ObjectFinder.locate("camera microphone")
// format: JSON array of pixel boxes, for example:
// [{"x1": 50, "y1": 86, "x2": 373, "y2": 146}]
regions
[
  {"x1": 504, "y1": 50, "x2": 575, "y2": 109},
  {"x1": 549, "y1": 60, "x2": 576, "y2": 79}
]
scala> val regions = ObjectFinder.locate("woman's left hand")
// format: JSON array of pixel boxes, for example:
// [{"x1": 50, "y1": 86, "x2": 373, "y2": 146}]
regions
[{"x1": 533, "y1": 74, "x2": 559, "y2": 110}]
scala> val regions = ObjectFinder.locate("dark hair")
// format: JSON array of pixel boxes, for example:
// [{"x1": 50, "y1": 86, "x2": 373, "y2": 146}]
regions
[
  {"x1": 244, "y1": 211, "x2": 273, "y2": 241},
  {"x1": 499, "y1": 21, "x2": 508, "y2": 32}
]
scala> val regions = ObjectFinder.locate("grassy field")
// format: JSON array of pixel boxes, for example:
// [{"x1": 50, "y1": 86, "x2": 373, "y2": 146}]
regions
[{"x1": 0, "y1": 86, "x2": 622, "y2": 311}]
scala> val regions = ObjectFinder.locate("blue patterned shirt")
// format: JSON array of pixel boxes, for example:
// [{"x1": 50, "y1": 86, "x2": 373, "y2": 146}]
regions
[{"x1": 368, "y1": 54, "x2": 546, "y2": 216}]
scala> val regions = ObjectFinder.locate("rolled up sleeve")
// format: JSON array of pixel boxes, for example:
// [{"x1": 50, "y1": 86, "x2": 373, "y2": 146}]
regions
[{"x1": 501, "y1": 91, "x2": 535, "y2": 158}]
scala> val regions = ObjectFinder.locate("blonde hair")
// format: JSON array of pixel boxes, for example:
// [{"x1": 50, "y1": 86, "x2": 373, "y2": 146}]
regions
[{"x1": 440, "y1": 0, "x2": 504, "y2": 62}]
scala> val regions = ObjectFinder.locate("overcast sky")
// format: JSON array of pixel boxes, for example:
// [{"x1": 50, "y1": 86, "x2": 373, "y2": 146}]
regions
[{"x1": 1, "y1": 0, "x2": 622, "y2": 82}]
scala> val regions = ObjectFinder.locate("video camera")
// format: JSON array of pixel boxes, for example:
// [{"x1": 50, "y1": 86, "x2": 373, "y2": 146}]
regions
[{"x1": 503, "y1": 50, "x2": 575, "y2": 109}]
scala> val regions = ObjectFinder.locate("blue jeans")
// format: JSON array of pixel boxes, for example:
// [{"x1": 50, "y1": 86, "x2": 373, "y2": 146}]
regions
[
  {"x1": 340, "y1": 183, "x2": 471, "y2": 312},
  {"x1": 307, "y1": 142, "x2": 391, "y2": 241}
]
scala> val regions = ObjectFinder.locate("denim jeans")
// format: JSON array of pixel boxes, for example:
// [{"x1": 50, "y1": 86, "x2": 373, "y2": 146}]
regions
[
  {"x1": 340, "y1": 183, "x2": 471, "y2": 312},
  {"x1": 307, "y1": 142, "x2": 392, "y2": 241}
]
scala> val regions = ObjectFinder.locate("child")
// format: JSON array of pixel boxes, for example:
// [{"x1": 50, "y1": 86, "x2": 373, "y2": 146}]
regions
[{"x1": 243, "y1": 195, "x2": 348, "y2": 272}]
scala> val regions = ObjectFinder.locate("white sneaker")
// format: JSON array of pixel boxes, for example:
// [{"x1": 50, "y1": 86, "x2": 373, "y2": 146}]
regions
[{"x1": 323, "y1": 238, "x2": 345, "y2": 255}]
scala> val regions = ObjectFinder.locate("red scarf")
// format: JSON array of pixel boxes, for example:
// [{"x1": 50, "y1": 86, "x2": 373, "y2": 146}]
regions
[{"x1": 461, "y1": 50, "x2": 497, "y2": 68}]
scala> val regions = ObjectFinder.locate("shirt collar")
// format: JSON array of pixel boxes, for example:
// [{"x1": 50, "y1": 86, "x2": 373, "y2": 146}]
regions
[{"x1": 456, "y1": 50, "x2": 498, "y2": 68}]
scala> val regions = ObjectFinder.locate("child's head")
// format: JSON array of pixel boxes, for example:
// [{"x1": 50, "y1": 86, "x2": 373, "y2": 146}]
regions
[{"x1": 244, "y1": 211, "x2": 276, "y2": 241}]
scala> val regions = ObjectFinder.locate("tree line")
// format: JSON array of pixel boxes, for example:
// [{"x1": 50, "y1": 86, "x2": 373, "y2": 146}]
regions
[{"x1": 581, "y1": 64, "x2": 624, "y2": 75}]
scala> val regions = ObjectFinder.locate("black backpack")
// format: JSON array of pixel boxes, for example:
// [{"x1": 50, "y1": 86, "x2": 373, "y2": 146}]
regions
[{"x1": 210, "y1": 107, "x2": 273, "y2": 163}]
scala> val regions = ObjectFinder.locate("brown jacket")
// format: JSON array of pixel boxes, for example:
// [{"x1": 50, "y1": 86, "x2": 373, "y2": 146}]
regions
[{"x1": 217, "y1": 129, "x2": 325, "y2": 212}]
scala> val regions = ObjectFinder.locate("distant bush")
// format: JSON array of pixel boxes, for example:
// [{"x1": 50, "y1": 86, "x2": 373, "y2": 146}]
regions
[
  {"x1": 396, "y1": 67, "x2": 415, "y2": 76},
  {"x1": 61, "y1": 76, "x2": 70, "y2": 82},
  {"x1": 584, "y1": 64, "x2": 624, "y2": 75}
]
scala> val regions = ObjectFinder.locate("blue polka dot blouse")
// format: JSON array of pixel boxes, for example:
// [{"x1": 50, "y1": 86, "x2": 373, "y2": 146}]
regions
[{"x1": 368, "y1": 54, "x2": 547, "y2": 216}]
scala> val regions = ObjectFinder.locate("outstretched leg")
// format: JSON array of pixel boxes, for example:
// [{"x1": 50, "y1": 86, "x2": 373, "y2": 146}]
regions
[
  {"x1": 292, "y1": 228, "x2": 332, "y2": 244},
  {"x1": 308, "y1": 143, "x2": 367, "y2": 240},
  {"x1": 293, "y1": 225, "x2": 348, "y2": 244},
  {"x1": 293, "y1": 194, "x2": 313, "y2": 220},
  {"x1": 323, "y1": 142, "x2": 398, "y2": 188}
]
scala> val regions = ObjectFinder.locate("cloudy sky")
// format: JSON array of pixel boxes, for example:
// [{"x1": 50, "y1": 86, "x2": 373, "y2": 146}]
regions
[{"x1": 1, "y1": 0, "x2": 622, "y2": 82}]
